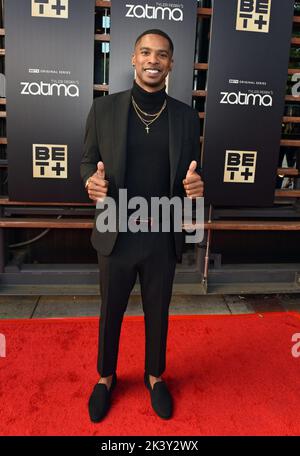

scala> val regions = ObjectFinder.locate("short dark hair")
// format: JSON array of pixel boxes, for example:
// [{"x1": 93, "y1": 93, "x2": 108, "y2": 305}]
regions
[{"x1": 135, "y1": 29, "x2": 174, "y2": 56}]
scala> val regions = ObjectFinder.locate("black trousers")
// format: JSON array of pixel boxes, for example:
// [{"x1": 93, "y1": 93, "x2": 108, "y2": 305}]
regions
[{"x1": 97, "y1": 230, "x2": 177, "y2": 377}]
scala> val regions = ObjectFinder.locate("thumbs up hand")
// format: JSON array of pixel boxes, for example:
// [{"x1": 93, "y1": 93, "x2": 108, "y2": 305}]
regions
[
  {"x1": 86, "y1": 161, "x2": 109, "y2": 202},
  {"x1": 183, "y1": 160, "x2": 204, "y2": 198},
  {"x1": 97, "y1": 161, "x2": 105, "y2": 179}
]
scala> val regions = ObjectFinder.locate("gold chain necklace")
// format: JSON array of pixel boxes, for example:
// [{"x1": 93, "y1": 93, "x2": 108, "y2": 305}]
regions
[
  {"x1": 131, "y1": 96, "x2": 167, "y2": 134},
  {"x1": 132, "y1": 97, "x2": 163, "y2": 117}
]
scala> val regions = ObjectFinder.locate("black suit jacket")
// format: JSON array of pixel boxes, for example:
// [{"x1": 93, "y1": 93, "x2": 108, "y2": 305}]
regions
[{"x1": 80, "y1": 89, "x2": 201, "y2": 261}]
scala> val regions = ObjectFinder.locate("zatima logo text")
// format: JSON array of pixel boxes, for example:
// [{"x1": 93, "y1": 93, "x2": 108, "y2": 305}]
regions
[
  {"x1": 20, "y1": 82, "x2": 79, "y2": 97},
  {"x1": 125, "y1": 4, "x2": 183, "y2": 21},
  {"x1": 220, "y1": 91, "x2": 273, "y2": 107}
]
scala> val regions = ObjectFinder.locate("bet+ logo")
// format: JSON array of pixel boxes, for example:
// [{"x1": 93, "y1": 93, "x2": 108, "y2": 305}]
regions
[{"x1": 32, "y1": 0, "x2": 68, "y2": 19}]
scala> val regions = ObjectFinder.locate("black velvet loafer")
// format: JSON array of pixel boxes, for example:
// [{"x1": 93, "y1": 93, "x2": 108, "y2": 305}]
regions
[
  {"x1": 88, "y1": 372, "x2": 117, "y2": 422},
  {"x1": 144, "y1": 372, "x2": 173, "y2": 419}
]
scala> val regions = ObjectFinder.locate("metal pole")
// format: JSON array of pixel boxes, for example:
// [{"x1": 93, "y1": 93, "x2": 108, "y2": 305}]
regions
[{"x1": 203, "y1": 204, "x2": 213, "y2": 288}]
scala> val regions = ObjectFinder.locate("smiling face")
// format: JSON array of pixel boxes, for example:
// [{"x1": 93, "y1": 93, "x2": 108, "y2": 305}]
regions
[{"x1": 131, "y1": 33, "x2": 173, "y2": 93}]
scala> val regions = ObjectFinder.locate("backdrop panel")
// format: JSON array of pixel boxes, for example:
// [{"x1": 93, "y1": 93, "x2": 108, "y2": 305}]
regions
[
  {"x1": 5, "y1": 0, "x2": 95, "y2": 202},
  {"x1": 109, "y1": 0, "x2": 198, "y2": 105},
  {"x1": 202, "y1": 0, "x2": 294, "y2": 206}
]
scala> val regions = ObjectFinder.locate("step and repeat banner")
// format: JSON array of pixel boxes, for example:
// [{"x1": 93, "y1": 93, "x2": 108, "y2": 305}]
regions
[
  {"x1": 5, "y1": 0, "x2": 294, "y2": 205},
  {"x1": 5, "y1": 0, "x2": 95, "y2": 202},
  {"x1": 109, "y1": 0, "x2": 198, "y2": 105},
  {"x1": 202, "y1": 0, "x2": 294, "y2": 206}
]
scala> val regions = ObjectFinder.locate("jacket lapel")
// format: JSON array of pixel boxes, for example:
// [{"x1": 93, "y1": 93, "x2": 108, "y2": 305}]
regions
[
  {"x1": 168, "y1": 96, "x2": 183, "y2": 196},
  {"x1": 112, "y1": 90, "x2": 132, "y2": 189}
]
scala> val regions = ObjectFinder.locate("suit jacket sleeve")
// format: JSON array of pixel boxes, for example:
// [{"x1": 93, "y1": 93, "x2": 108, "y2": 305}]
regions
[{"x1": 80, "y1": 100, "x2": 102, "y2": 187}]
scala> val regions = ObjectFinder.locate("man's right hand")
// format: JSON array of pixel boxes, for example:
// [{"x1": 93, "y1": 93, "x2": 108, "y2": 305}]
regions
[{"x1": 86, "y1": 161, "x2": 108, "y2": 202}]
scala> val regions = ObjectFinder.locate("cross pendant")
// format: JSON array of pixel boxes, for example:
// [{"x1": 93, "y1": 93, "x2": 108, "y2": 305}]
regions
[{"x1": 145, "y1": 126, "x2": 149, "y2": 134}]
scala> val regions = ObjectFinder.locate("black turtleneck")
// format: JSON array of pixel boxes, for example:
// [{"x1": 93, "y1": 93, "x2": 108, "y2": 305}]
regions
[{"x1": 125, "y1": 81, "x2": 170, "y2": 205}]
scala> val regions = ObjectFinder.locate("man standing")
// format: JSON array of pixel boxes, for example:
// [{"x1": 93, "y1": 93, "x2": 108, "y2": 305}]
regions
[{"x1": 81, "y1": 29, "x2": 203, "y2": 422}]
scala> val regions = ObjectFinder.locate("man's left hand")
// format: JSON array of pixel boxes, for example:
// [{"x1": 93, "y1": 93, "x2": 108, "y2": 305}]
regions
[{"x1": 183, "y1": 160, "x2": 204, "y2": 198}]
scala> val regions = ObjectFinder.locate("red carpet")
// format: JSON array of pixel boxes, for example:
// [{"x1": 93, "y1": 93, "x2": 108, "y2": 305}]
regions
[{"x1": 0, "y1": 312, "x2": 300, "y2": 436}]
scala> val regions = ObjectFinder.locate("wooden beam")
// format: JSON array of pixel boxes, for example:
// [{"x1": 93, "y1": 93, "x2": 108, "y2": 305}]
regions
[
  {"x1": 197, "y1": 7, "x2": 212, "y2": 17},
  {"x1": 194, "y1": 65, "x2": 300, "y2": 77},
  {"x1": 95, "y1": 33, "x2": 110, "y2": 42},
  {"x1": 288, "y1": 68, "x2": 300, "y2": 75},
  {"x1": 277, "y1": 168, "x2": 299, "y2": 176},
  {"x1": 1, "y1": 217, "x2": 300, "y2": 231},
  {"x1": 282, "y1": 116, "x2": 300, "y2": 123},
  {"x1": 280, "y1": 139, "x2": 300, "y2": 147},
  {"x1": 203, "y1": 220, "x2": 300, "y2": 231},
  {"x1": 0, "y1": 218, "x2": 94, "y2": 229},
  {"x1": 194, "y1": 63, "x2": 208, "y2": 71},
  {"x1": 0, "y1": 198, "x2": 93, "y2": 206},
  {"x1": 93, "y1": 84, "x2": 109, "y2": 92},
  {"x1": 275, "y1": 189, "x2": 300, "y2": 198},
  {"x1": 285, "y1": 95, "x2": 300, "y2": 102},
  {"x1": 95, "y1": 1, "x2": 111, "y2": 7},
  {"x1": 192, "y1": 90, "x2": 207, "y2": 97},
  {"x1": 291, "y1": 37, "x2": 300, "y2": 46}
]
